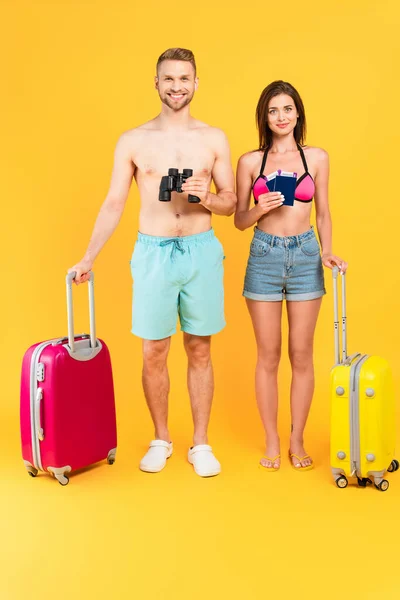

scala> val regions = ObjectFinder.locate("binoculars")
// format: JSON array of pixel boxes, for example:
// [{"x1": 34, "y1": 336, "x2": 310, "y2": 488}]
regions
[{"x1": 159, "y1": 168, "x2": 200, "y2": 203}]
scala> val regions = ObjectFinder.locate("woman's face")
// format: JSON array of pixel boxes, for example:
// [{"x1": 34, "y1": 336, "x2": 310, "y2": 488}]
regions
[{"x1": 267, "y1": 93, "x2": 299, "y2": 137}]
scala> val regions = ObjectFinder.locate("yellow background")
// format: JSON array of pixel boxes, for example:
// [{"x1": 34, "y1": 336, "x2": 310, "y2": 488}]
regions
[{"x1": 1, "y1": 1, "x2": 400, "y2": 598}]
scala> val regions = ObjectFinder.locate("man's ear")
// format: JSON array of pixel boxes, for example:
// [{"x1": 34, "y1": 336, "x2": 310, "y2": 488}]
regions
[
  {"x1": 154, "y1": 76, "x2": 159, "y2": 90},
  {"x1": 195, "y1": 77, "x2": 199, "y2": 91}
]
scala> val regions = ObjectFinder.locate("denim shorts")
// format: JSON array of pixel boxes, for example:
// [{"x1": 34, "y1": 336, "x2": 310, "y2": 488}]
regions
[
  {"x1": 243, "y1": 227, "x2": 326, "y2": 302},
  {"x1": 130, "y1": 229, "x2": 225, "y2": 340}
]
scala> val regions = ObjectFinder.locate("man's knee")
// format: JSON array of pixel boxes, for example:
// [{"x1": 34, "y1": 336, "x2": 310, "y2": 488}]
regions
[
  {"x1": 143, "y1": 338, "x2": 170, "y2": 370},
  {"x1": 184, "y1": 334, "x2": 211, "y2": 366}
]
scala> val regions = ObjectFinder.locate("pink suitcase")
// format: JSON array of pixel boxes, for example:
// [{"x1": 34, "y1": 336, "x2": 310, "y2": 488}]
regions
[{"x1": 20, "y1": 272, "x2": 117, "y2": 485}]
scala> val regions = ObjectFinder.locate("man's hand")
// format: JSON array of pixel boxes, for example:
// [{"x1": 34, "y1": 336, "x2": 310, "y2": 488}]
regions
[
  {"x1": 181, "y1": 175, "x2": 210, "y2": 204},
  {"x1": 67, "y1": 258, "x2": 93, "y2": 285}
]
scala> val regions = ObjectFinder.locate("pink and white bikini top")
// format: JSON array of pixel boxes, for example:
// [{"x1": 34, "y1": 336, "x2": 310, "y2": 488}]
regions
[{"x1": 253, "y1": 144, "x2": 315, "y2": 203}]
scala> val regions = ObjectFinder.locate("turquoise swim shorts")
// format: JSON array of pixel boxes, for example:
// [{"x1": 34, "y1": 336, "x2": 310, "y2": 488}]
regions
[{"x1": 130, "y1": 229, "x2": 225, "y2": 340}]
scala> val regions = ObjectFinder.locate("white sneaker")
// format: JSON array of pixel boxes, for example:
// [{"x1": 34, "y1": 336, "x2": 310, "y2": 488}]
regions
[
  {"x1": 139, "y1": 440, "x2": 173, "y2": 473},
  {"x1": 188, "y1": 444, "x2": 221, "y2": 477}
]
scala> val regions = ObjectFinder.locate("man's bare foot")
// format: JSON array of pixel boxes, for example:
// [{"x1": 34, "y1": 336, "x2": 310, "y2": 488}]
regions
[{"x1": 260, "y1": 437, "x2": 281, "y2": 470}]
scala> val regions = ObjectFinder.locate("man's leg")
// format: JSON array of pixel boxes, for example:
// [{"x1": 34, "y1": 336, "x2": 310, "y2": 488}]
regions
[
  {"x1": 142, "y1": 337, "x2": 171, "y2": 442},
  {"x1": 139, "y1": 337, "x2": 174, "y2": 473},
  {"x1": 130, "y1": 235, "x2": 180, "y2": 472},
  {"x1": 183, "y1": 333, "x2": 213, "y2": 446},
  {"x1": 183, "y1": 333, "x2": 221, "y2": 476},
  {"x1": 177, "y1": 231, "x2": 224, "y2": 475}
]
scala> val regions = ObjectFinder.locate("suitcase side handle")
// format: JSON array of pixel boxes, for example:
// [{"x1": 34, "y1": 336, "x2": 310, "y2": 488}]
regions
[
  {"x1": 35, "y1": 388, "x2": 44, "y2": 441},
  {"x1": 332, "y1": 266, "x2": 347, "y2": 364},
  {"x1": 66, "y1": 271, "x2": 96, "y2": 353}
]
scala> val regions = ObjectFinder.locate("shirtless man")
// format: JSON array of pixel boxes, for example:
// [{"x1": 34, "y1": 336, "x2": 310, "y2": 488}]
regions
[{"x1": 68, "y1": 48, "x2": 236, "y2": 477}]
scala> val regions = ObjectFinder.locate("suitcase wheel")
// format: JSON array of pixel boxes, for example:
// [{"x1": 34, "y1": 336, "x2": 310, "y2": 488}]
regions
[
  {"x1": 107, "y1": 448, "x2": 117, "y2": 465},
  {"x1": 26, "y1": 466, "x2": 38, "y2": 478},
  {"x1": 55, "y1": 473, "x2": 70, "y2": 486},
  {"x1": 375, "y1": 479, "x2": 389, "y2": 492},
  {"x1": 336, "y1": 476, "x2": 348, "y2": 489},
  {"x1": 387, "y1": 460, "x2": 399, "y2": 473},
  {"x1": 357, "y1": 477, "x2": 372, "y2": 487}
]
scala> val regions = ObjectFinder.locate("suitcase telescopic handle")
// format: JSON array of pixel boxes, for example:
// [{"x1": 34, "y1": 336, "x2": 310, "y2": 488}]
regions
[
  {"x1": 66, "y1": 271, "x2": 97, "y2": 353},
  {"x1": 332, "y1": 266, "x2": 347, "y2": 365}
]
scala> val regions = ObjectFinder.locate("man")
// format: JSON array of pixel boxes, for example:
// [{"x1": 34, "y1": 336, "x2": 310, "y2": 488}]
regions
[{"x1": 68, "y1": 47, "x2": 236, "y2": 477}]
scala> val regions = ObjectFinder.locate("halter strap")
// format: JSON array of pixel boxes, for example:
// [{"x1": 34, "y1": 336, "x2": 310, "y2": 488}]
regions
[
  {"x1": 297, "y1": 144, "x2": 309, "y2": 173},
  {"x1": 259, "y1": 143, "x2": 309, "y2": 176},
  {"x1": 259, "y1": 147, "x2": 269, "y2": 176}
]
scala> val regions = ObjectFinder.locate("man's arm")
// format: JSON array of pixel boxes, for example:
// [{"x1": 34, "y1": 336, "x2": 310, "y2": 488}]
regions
[
  {"x1": 182, "y1": 130, "x2": 236, "y2": 216},
  {"x1": 68, "y1": 132, "x2": 135, "y2": 284}
]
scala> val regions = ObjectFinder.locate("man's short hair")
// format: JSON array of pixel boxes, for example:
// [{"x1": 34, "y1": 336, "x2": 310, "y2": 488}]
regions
[{"x1": 156, "y1": 48, "x2": 196, "y2": 76}]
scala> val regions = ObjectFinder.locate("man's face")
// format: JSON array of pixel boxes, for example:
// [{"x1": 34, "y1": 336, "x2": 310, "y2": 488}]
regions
[{"x1": 155, "y1": 60, "x2": 198, "y2": 111}]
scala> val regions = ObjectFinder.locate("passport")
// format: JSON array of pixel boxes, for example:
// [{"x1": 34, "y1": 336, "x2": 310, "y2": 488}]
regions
[{"x1": 274, "y1": 170, "x2": 297, "y2": 206}]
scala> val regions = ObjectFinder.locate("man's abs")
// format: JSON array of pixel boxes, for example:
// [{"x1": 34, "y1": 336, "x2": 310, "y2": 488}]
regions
[{"x1": 138, "y1": 197, "x2": 212, "y2": 237}]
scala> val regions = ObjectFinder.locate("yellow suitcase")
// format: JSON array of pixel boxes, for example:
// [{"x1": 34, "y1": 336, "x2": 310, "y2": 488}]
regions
[{"x1": 330, "y1": 267, "x2": 398, "y2": 491}]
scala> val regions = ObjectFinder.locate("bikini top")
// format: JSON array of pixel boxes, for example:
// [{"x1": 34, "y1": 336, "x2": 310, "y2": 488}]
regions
[{"x1": 253, "y1": 144, "x2": 315, "y2": 203}]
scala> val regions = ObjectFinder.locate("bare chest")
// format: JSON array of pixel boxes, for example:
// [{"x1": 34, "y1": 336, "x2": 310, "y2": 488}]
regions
[{"x1": 133, "y1": 131, "x2": 215, "y2": 180}]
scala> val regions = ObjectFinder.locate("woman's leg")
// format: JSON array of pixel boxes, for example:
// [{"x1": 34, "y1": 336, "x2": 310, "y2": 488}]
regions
[
  {"x1": 286, "y1": 298, "x2": 322, "y2": 467},
  {"x1": 246, "y1": 299, "x2": 283, "y2": 468}
]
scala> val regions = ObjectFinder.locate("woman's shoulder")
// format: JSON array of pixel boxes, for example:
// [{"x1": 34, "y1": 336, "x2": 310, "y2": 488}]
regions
[
  {"x1": 238, "y1": 149, "x2": 263, "y2": 168},
  {"x1": 302, "y1": 145, "x2": 329, "y2": 162}
]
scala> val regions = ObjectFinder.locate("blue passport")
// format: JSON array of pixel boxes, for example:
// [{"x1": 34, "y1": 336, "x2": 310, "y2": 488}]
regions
[{"x1": 274, "y1": 170, "x2": 297, "y2": 206}]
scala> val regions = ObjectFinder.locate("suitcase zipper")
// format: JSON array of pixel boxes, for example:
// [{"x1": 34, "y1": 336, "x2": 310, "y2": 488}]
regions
[
  {"x1": 350, "y1": 354, "x2": 369, "y2": 478},
  {"x1": 29, "y1": 339, "x2": 59, "y2": 471}
]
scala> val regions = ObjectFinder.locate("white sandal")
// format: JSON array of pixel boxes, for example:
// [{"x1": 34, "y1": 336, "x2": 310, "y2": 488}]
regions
[
  {"x1": 188, "y1": 444, "x2": 221, "y2": 477},
  {"x1": 139, "y1": 440, "x2": 173, "y2": 473}
]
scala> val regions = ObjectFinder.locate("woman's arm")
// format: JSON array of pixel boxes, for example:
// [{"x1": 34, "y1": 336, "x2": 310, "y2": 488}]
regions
[
  {"x1": 234, "y1": 153, "x2": 283, "y2": 230},
  {"x1": 314, "y1": 148, "x2": 348, "y2": 272}
]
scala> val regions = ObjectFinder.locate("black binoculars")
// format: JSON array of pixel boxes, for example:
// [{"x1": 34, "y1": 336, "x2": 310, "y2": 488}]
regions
[{"x1": 159, "y1": 168, "x2": 200, "y2": 203}]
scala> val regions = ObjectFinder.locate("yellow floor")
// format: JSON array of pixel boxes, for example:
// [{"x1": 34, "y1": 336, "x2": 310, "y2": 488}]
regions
[{"x1": 2, "y1": 382, "x2": 400, "y2": 600}]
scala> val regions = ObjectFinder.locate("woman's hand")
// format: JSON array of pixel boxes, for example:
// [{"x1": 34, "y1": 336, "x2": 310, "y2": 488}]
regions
[
  {"x1": 322, "y1": 253, "x2": 348, "y2": 273},
  {"x1": 257, "y1": 192, "x2": 284, "y2": 214}
]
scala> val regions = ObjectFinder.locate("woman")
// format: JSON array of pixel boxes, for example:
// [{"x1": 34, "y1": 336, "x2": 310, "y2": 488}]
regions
[{"x1": 234, "y1": 80, "x2": 347, "y2": 471}]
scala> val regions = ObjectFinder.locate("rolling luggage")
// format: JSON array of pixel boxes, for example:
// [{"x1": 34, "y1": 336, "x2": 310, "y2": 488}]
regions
[
  {"x1": 20, "y1": 272, "x2": 117, "y2": 485},
  {"x1": 330, "y1": 267, "x2": 398, "y2": 491}
]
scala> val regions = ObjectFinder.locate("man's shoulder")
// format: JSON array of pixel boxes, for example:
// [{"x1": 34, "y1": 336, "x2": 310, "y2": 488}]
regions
[
  {"x1": 115, "y1": 120, "x2": 158, "y2": 153},
  {"x1": 196, "y1": 122, "x2": 226, "y2": 137},
  {"x1": 193, "y1": 122, "x2": 229, "y2": 148},
  {"x1": 119, "y1": 119, "x2": 157, "y2": 139}
]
